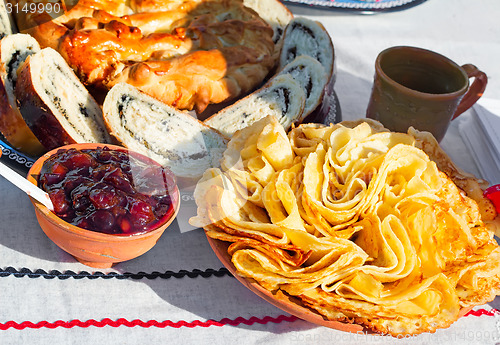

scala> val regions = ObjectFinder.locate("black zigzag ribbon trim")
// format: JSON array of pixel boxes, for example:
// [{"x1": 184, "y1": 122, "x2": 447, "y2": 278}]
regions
[{"x1": 0, "y1": 267, "x2": 232, "y2": 280}]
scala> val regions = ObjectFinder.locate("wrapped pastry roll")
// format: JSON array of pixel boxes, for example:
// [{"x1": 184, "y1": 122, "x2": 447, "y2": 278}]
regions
[
  {"x1": 16, "y1": 48, "x2": 110, "y2": 150},
  {"x1": 0, "y1": 33, "x2": 44, "y2": 155}
]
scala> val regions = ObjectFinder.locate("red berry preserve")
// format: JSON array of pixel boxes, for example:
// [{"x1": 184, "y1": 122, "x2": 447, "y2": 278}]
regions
[{"x1": 38, "y1": 147, "x2": 177, "y2": 235}]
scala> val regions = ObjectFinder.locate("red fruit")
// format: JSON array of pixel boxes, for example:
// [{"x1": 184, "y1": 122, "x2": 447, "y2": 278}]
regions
[
  {"x1": 110, "y1": 205, "x2": 127, "y2": 218},
  {"x1": 111, "y1": 150, "x2": 129, "y2": 163},
  {"x1": 49, "y1": 189, "x2": 70, "y2": 215},
  {"x1": 90, "y1": 164, "x2": 113, "y2": 180},
  {"x1": 154, "y1": 202, "x2": 171, "y2": 219},
  {"x1": 40, "y1": 161, "x2": 70, "y2": 186},
  {"x1": 89, "y1": 185, "x2": 123, "y2": 209},
  {"x1": 59, "y1": 149, "x2": 96, "y2": 170},
  {"x1": 129, "y1": 199, "x2": 155, "y2": 226},
  {"x1": 63, "y1": 175, "x2": 85, "y2": 194},
  {"x1": 40, "y1": 173, "x2": 65, "y2": 186},
  {"x1": 50, "y1": 162, "x2": 69, "y2": 175},
  {"x1": 90, "y1": 210, "x2": 115, "y2": 232},
  {"x1": 96, "y1": 148, "x2": 112, "y2": 162},
  {"x1": 40, "y1": 147, "x2": 175, "y2": 235},
  {"x1": 70, "y1": 181, "x2": 92, "y2": 210},
  {"x1": 103, "y1": 167, "x2": 134, "y2": 193},
  {"x1": 117, "y1": 216, "x2": 132, "y2": 234},
  {"x1": 484, "y1": 184, "x2": 500, "y2": 213},
  {"x1": 74, "y1": 217, "x2": 91, "y2": 230},
  {"x1": 72, "y1": 194, "x2": 91, "y2": 212}
]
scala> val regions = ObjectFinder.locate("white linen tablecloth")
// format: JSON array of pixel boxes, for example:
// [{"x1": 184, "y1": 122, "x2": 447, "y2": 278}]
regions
[{"x1": 1, "y1": 0, "x2": 500, "y2": 344}]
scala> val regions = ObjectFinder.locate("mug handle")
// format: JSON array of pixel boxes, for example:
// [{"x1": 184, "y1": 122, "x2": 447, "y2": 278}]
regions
[{"x1": 452, "y1": 64, "x2": 488, "y2": 120}]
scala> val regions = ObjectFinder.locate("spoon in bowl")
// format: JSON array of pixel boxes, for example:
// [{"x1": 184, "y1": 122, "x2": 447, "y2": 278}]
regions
[{"x1": 0, "y1": 148, "x2": 54, "y2": 211}]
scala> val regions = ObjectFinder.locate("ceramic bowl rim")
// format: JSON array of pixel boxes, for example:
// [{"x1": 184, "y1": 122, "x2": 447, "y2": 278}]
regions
[{"x1": 27, "y1": 143, "x2": 180, "y2": 242}]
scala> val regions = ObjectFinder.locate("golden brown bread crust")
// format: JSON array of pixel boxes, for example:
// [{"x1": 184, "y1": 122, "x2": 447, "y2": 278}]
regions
[
  {"x1": 15, "y1": 55, "x2": 79, "y2": 150},
  {"x1": 0, "y1": 76, "x2": 44, "y2": 155},
  {"x1": 14, "y1": 48, "x2": 110, "y2": 150},
  {"x1": 0, "y1": 35, "x2": 45, "y2": 156},
  {"x1": 15, "y1": 0, "x2": 279, "y2": 113}
]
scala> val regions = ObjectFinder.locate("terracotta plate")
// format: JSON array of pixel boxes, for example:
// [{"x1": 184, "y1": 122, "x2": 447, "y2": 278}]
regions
[
  {"x1": 206, "y1": 236, "x2": 365, "y2": 332},
  {"x1": 205, "y1": 212, "x2": 472, "y2": 332}
]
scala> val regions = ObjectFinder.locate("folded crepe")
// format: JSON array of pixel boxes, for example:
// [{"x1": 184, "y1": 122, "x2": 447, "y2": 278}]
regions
[{"x1": 190, "y1": 116, "x2": 500, "y2": 336}]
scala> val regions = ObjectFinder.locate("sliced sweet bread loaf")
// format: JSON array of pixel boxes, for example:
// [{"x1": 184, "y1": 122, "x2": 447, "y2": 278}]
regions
[
  {"x1": 102, "y1": 83, "x2": 228, "y2": 180},
  {"x1": 204, "y1": 73, "x2": 305, "y2": 138},
  {"x1": 16, "y1": 47, "x2": 111, "y2": 150},
  {"x1": 277, "y1": 55, "x2": 328, "y2": 121},
  {"x1": 0, "y1": 33, "x2": 44, "y2": 155},
  {"x1": 278, "y1": 17, "x2": 337, "y2": 124},
  {"x1": 279, "y1": 17, "x2": 335, "y2": 81},
  {"x1": 0, "y1": 0, "x2": 16, "y2": 38},
  {"x1": 243, "y1": 0, "x2": 293, "y2": 55}
]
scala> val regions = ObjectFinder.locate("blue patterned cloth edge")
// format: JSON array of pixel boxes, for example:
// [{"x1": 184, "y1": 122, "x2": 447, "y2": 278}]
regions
[{"x1": 282, "y1": 0, "x2": 422, "y2": 10}]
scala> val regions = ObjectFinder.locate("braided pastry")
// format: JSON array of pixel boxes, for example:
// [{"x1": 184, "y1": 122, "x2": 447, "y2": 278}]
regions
[{"x1": 14, "y1": 0, "x2": 283, "y2": 113}]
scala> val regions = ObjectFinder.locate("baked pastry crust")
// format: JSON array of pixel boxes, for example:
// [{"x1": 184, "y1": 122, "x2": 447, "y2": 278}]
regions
[
  {"x1": 16, "y1": 47, "x2": 111, "y2": 150},
  {"x1": 102, "y1": 82, "x2": 228, "y2": 180},
  {"x1": 14, "y1": 0, "x2": 279, "y2": 113},
  {"x1": 0, "y1": 33, "x2": 45, "y2": 155}
]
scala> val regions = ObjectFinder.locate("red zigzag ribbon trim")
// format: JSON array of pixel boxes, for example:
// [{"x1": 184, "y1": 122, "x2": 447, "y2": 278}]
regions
[
  {"x1": 465, "y1": 308, "x2": 500, "y2": 317},
  {"x1": 0, "y1": 309, "x2": 497, "y2": 331},
  {"x1": 0, "y1": 315, "x2": 298, "y2": 331}
]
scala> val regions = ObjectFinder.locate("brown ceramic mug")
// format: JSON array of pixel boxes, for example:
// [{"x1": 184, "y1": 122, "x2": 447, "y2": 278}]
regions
[{"x1": 366, "y1": 46, "x2": 487, "y2": 142}]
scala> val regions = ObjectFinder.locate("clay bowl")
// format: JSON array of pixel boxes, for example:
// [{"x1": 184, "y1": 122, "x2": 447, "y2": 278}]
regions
[
  {"x1": 27, "y1": 143, "x2": 180, "y2": 268},
  {"x1": 207, "y1": 236, "x2": 474, "y2": 333}
]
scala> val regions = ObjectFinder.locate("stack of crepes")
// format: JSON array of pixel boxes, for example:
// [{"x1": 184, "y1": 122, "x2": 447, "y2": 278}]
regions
[{"x1": 189, "y1": 116, "x2": 500, "y2": 336}]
